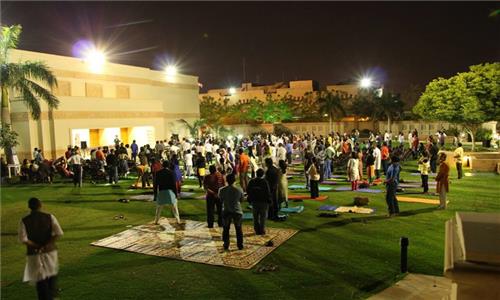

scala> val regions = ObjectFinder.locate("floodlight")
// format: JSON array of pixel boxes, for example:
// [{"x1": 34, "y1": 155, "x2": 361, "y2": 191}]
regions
[
  {"x1": 360, "y1": 77, "x2": 372, "y2": 88},
  {"x1": 84, "y1": 48, "x2": 106, "y2": 73},
  {"x1": 165, "y1": 65, "x2": 177, "y2": 76},
  {"x1": 229, "y1": 87, "x2": 236, "y2": 94}
]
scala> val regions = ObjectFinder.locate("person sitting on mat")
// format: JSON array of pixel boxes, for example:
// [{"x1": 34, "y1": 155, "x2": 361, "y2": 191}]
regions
[
  {"x1": 247, "y1": 169, "x2": 272, "y2": 235},
  {"x1": 219, "y1": 173, "x2": 244, "y2": 250}
]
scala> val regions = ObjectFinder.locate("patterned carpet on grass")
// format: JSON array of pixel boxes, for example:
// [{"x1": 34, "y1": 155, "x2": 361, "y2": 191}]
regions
[{"x1": 91, "y1": 218, "x2": 298, "y2": 269}]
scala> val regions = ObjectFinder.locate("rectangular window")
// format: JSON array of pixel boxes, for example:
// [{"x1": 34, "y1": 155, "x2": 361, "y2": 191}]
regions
[
  {"x1": 116, "y1": 85, "x2": 130, "y2": 99},
  {"x1": 54, "y1": 81, "x2": 71, "y2": 96},
  {"x1": 85, "y1": 83, "x2": 103, "y2": 98}
]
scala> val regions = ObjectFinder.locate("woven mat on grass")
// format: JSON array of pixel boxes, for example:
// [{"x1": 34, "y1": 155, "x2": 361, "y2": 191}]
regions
[{"x1": 92, "y1": 218, "x2": 297, "y2": 269}]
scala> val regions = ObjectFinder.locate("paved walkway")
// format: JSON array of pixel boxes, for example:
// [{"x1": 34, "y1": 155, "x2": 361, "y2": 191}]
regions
[{"x1": 368, "y1": 273, "x2": 452, "y2": 300}]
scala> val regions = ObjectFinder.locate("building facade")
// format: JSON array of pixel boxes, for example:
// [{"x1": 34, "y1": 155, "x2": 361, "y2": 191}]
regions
[
  {"x1": 199, "y1": 80, "x2": 318, "y2": 104},
  {"x1": 8, "y1": 49, "x2": 200, "y2": 160}
]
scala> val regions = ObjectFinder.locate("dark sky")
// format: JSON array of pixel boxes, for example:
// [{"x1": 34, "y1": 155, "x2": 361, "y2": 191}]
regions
[{"x1": 2, "y1": 1, "x2": 499, "y2": 92}]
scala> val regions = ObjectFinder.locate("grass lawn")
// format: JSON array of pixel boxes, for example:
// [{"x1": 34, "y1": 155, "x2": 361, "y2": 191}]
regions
[{"x1": 2, "y1": 160, "x2": 499, "y2": 299}]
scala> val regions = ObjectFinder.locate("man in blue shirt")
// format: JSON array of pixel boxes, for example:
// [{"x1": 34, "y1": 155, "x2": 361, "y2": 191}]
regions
[
  {"x1": 130, "y1": 140, "x2": 138, "y2": 163},
  {"x1": 285, "y1": 141, "x2": 293, "y2": 165},
  {"x1": 385, "y1": 156, "x2": 401, "y2": 217}
]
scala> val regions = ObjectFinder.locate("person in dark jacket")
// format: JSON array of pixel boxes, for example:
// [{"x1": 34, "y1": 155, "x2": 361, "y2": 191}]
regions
[
  {"x1": 203, "y1": 165, "x2": 226, "y2": 228},
  {"x1": 264, "y1": 158, "x2": 280, "y2": 220},
  {"x1": 106, "y1": 149, "x2": 118, "y2": 184},
  {"x1": 153, "y1": 161, "x2": 181, "y2": 224},
  {"x1": 247, "y1": 169, "x2": 271, "y2": 235},
  {"x1": 18, "y1": 198, "x2": 63, "y2": 300}
]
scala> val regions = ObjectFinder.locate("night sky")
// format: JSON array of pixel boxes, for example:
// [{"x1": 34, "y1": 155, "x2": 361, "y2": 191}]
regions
[{"x1": 1, "y1": 1, "x2": 499, "y2": 93}]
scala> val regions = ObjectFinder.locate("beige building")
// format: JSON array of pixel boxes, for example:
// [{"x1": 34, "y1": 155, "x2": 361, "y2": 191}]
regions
[
  {"x1": 326, "y1": 83, "x2": 359, "y2": 98},
  {"x1": 199, "y1": 80, "x2": 318, "y2": 104},
  {"x1": 8, "y1": 49, "x2": 200, "y2": 160}
]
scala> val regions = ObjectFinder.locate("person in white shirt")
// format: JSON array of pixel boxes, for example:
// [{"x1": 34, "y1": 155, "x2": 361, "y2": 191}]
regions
[
  {"x1": 398, "y1": 132, "x2": 404, "y2": 145},
  {"x1": 18, "y1": 198, "x2": 63, "y2": 300},
  {"x1": 276, "y1": 143, "x2": 287, "y2": 162},
  {"x1": 67, "y1": 150, "x2": 83, "y2": 187},
  {"x1": 384, "y1": 131, "x2": 390, "y2": 143},
  {"x1": 372, "y1": 144, "x2": 382, "y2": 179},
  {"x1": 184, "y1": 150, "x2": 193, "y2": 177},
  {"x1": 408, "y1": 131, "x2": 413, "y2": 148},
  {"x1": 204, "y1": 141, "x2": 213, "y2": 164}
]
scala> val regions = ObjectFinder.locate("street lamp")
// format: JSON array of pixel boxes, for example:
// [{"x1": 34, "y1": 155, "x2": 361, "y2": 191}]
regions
[
  {"x1": 84, "y1": 48, "x2": 106, "y2": 73},
  {"x1": 359, "y1": 77, "x2": 372, "y2": 88}
]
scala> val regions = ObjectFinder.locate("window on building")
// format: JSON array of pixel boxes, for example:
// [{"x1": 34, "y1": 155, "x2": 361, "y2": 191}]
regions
[
  {"x1": 53, "y1": 81, "x2": 71, "y2": 96},
  {"x1": 116, "y1": 85, "x2": 130, "y2": 99},
  {"x1": 85, "y1": 83, "x2": 103, "y2": 98}
]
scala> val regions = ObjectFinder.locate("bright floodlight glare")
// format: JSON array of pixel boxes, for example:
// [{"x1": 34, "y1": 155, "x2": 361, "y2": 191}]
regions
[
  {"x1": 165, "y1": 65, "x2": 177, "y2": 76},
  {"x1": 229, "y1": 87, "x2": 236, "y2": 94},
  {"x1": 360, "y1": 77, "x2": 372, "y2": 88},
  {"x1": 84, "y1": 48, "x2": 106, "y2": 73}
]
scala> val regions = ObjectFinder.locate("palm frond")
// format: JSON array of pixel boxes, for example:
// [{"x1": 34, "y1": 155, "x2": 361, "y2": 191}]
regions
[
  {"x1": 23, "y1": 79, "x2": 59, "y2": 109},
  {"x1": 0, "y1": 25, "x2": 22, "y2": 62},
  {"x1": 19, "y1": 61, "x2": 58, "y2": 89},
  {"x1": 14, "y1": 81, "x2": 41, "y2": 119}
]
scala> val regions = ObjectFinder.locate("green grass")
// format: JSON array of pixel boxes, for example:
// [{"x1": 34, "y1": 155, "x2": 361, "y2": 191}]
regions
[{"x1": 2, "y1": 161, "x2": 499, "y2": 299}]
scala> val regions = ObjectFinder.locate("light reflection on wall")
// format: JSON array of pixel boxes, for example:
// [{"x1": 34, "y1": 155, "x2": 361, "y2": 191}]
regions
[
  {"x1": 102, "y1": 128, "x2": 120, "y2": 146},
  {"x1": 130, "y1": 126, "x2": 155, "y2": 147},
  {"x1": 71, "y1": 129, "x2": 90, "y2": 147}
]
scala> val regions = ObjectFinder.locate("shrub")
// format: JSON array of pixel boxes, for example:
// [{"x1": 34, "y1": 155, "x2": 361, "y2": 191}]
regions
[{"x1": 475, "y1": 128, "x2": 493, "y2": 142}]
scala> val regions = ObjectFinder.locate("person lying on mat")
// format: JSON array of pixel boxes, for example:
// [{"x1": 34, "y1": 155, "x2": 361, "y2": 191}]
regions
[{"x1": 218, "y1": 173, "x2": 244, "y2": 250}]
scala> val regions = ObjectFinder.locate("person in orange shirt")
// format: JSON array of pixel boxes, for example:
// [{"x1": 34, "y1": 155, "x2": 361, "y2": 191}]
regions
[
  {"x1": 380, "y1": 142, "x2": 390, "y2": 175},
  {"x1": 238, "y1": 148, "x2": 250, "y2": 192}
]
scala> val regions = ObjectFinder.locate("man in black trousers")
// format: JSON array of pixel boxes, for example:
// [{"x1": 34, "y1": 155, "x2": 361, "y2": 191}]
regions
[
  {"x1": 264, "y1": 158, "x2": 280, "y2": 220},
  {"x1": 247, "y1": 169, "x2": 271, "y2": 235},
  {"x1": 218, "y1": 173, "x2": 244, "y2": 250}
]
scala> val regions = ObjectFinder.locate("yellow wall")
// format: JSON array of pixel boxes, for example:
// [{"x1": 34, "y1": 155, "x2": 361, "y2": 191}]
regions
[{"x1": 8, "y1": 49, "x2": 200, "y2": 160}]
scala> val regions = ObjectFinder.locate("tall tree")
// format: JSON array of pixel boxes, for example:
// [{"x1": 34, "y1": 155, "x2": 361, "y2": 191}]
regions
[
  {"x1": 318, "y1": 91, "x2": 347, "y2": 132},
  {"x1": 413, "y1": 62, "x2": 500, "y2": 151},
  {"x1": 178, "y1": 119, "x2": 207, "y2": 138},
  {"x1": 1, "y1": 25, "x2": 59, "y2": 162},
  {"x1": 374, "y1": 92, "x2": 405, "y2": 132}
]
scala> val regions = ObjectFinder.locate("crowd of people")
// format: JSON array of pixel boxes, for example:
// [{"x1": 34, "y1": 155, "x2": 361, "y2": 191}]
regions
[{"x1": 12, "y1": 127, "x2": 471, "y2": 299}]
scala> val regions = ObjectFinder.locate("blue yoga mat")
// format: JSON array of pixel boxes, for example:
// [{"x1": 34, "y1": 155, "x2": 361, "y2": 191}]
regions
[
  {"x1": 318, "y1": 205, "x2": 337, "y2": 211},
  {"x1": 280, "y1": 206, "x2": 304, "y2": 213},
  {"x1": 243, "y1": 212, "x2": 253, "y2": 220},
  {"x1": 334, "y1": 187, "x2": 382, "y2": 193}
]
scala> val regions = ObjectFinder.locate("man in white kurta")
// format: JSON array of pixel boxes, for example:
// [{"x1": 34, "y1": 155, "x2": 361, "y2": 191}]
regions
[
  {"x1": 18, "y1": 198, "x2": 63, "y2": 300},
  {"x1": 373, "y1": 145, "x2": 382, "y2": 179}
]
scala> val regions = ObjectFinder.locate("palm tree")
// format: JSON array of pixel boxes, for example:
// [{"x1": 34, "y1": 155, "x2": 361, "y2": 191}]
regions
[
  {"x1": 318, "y1": 91, "x2": 347, "y2": 133},
  {"x1": 178, "y1": 119, "x2": 207, "y2": 138},
  {"x1": 374, "y1": 92, "x2": 404, "y2": 132},
  {"x1": 1, "y1": 24, "x2": 59, "y2": 162}
]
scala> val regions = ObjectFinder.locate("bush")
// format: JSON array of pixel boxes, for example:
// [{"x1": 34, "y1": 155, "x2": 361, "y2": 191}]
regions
[
  {"x1": 445, "y1": 126, "x2": 461, "y2": 137},
  {"x1": 273, "y1": 124, "x2": 294, "y2": 136},
  {"x1": 475, "y1": 127, "x2": 493, "y2": 142}
]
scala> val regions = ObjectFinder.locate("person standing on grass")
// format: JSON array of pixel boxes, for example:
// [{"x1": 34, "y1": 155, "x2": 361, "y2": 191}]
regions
[
  {"x1": 385, "y1": 156, "x2": 401, "y2": 217},
  {"x1": 195, "y1": 152, "x2": 207, "y2": 188},
  {"x1": 454, "y1": 142, "x2": 464, "y2": 179},
  {"x1": 219, "y1": 173, "x2": 244, "y2": 250},
  {"x1": 381, "y1": 142, "x2": 390, "y2": 175},
  {"x1": 347, "y1": 152, "x2": 360, "y2": 191},
  {"x1": 308, "y1": 157, "x2": 321, "y2": 198},
  {"x1": 153, "y1": 161, "x2": 181, "y2": 224},
  {"x1": 106, "y1": 149, "x2": 118, "y2": 185},
  {"x1": 418, "y1": 154, "x2": 431, "y2": 194},
  {"x1": 366, "y1": 149, "x2": 375, "y2": 185},
  {"x1": 203, "y1": 165, "x2": 226, "y2": 228},
  {"x1": 264, "y1": 158, "x2": 280, "y2": 220},
  {"x1": 277, "y1": 160, "x2": 289, "y2": 208},
  {"x1": 238, "y1": 148, "x2": 250, "y2": 192},
  {"x1": 18, "y1": 197, "x2": 63, "y2": 300},
  {"x1": 436, "y1": 153, "x2": 450, "y2": 209},
  {"x1": 247, "y1": 169, "x2": 272, "y2": 235},
  {"x1": 373, "y1": 143, "x2": 382, "y2": 179},
  {"x1": 67, "y1": 150, "x2": 83, "y2": 187}
]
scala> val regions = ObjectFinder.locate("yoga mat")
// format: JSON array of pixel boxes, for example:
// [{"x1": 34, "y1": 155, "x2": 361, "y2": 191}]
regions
[
  {"x1": 179, "y1": 192, "x2": 196, "y2": 199},
  {"x1": 91, "y1": 218, "x2": 298, "y2": 269},
  {"x1": 329, "y1": 175, "x2": 346, "y2": 178},
  {"x1": 182, "y1": 184, "x2": 204, "y2": 190},
  {"x1": 288, "y1": 195, "x2": 328, "y2": 201},
  {"x1": 399, "y1": 183, "x2": 436, "y2": 189},
  {"x1": 129, "y1": 194, "x2": 154, "y2": 201},
  {"x1": 335, "y1": 206, "x2": 375, "y2": 214},
  {"x1": 196, "y1": 195, "x2": 206, "y2": 199},
  {"x1": 318, "y1": 205, "x2": 337, "y2": 211},
  {"x1": 321, "y1": 181, "x2": 337, "y2": 185},
  {"x1": 410, "y1": 172, "x2": 437, "y2": 176},
  {"x1": 243, "y1": 212, "x2": 253, "y2": 220},
  {"x1": 288, "y1": 185, "x2": 333, "y2": 191},
  {"x1": 397, "y1": 196, "x2": 440, "y2": 205},
  {"x1": 280, "y1": 206, "x2": 304, "y2": 213},
  {"x1": 333, "y1": 187, "x2": 382, "y2": 193}
]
